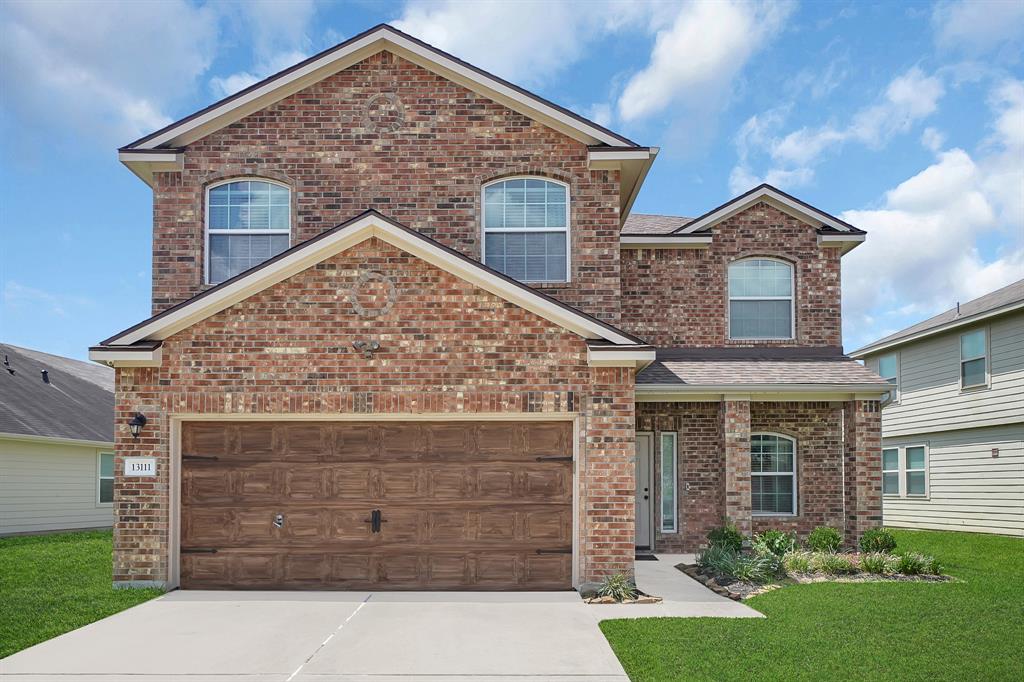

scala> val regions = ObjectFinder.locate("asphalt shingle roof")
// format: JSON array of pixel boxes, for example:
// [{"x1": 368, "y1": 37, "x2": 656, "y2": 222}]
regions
[
  {"x1": 0, "y1": 343, "x2": 114, "y2": 442},
  {"x1": 621, "y1": 213, "x2": 691, "y2": 235},
  {"x1": 637, "y1": 347, "x2": 889, "y2": 387},
  {"x1": 852, "y1": 279, "x2": 1024, "y2": 356}
]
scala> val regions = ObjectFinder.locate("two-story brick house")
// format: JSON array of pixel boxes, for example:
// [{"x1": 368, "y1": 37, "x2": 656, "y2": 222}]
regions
[{"x1": 90, "y1": 24, "x2": 888, "y2": 590}]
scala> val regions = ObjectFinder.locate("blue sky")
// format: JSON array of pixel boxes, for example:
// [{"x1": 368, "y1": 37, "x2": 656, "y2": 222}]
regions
[{"x1": 1, "y1": 0, "x2": 1022, "y2": 359}]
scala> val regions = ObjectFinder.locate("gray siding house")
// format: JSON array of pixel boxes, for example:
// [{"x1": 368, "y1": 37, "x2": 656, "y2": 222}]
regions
[
  {"x1": 851, "y1": 280, "x2": 1024, "y2": 536},
  {"x1": 0, "y1": 344, "x2": 115, "y2": 535}
]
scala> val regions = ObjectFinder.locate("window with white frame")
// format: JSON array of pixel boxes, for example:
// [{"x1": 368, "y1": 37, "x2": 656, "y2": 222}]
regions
[
  {"x1": 207, "y1": 179, "x2": 291, "y2": 284},
  {"x1": 98, "y1": 453, "x2": 114, "y2": 504},
  {"x1": 905, "y1": 446, "x2": 927, "y2": 496},
  {"x1": 728, "y1": 258, "x2": 794, "y2": 339},
  {"x1": 660, "y1": 432, "x2": 677, "y2": 532},
  {"x1": 878, "y1": 353, "x2": 899, "y2": 405},
  {"x1": 482, "y1": 177, "x2": 569, "y2": 282},
  {"x1": 881, "y1": 444, "x2": 928, "y2": 497},
  {"x1": 960, "y1": 329, "x2": 988, "y2": 389},
  {"x1": 882, "y1": 448, "x2": 900, "y2": 495},
  {"x1": 751, "y1": 434, "x2": 797, "y2": 515}
]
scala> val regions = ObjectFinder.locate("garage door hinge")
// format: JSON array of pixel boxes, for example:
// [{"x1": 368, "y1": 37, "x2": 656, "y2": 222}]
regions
[
  {"x1": 181, "y1": 547, "x2": 218, "y2": 554},
  {"x1": 534, "y1": 456, "x2": 572, "y2": 462}
]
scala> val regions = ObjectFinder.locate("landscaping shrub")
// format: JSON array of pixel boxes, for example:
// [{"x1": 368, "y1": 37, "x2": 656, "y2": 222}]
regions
[
  {"x1": 728, "y1": 553, "x2": 778, "y2": 584},
  {"x1": 807, "y1": 526, "x2": 842, "y2": 552},
  {"x1": 697, "y1": 544, "x2": 737, "y2": 575},
  {"x1": 597, "y1": 573, "x2": 638, "y2": 601},
  {"x1": 925, "y1": 556, "x2": 944, "y2": 575},
  {"x1": 782, "y1": 550, "x2": 814, "y2": 574},
  {"x1": 812, "y1": 552, "x2": 857, "y2": 575},
  {"x1": 753, "y1": 529, "x2": 797, "y2": 557},
  {"x1": 892, "y1": 552, "x2": 941, "y2": 576},
  {"x1": 860, "y1": 552, "x2": 892, "y2": 574},
  {"x1": 859, "y1": 528, "x2": 898, "y2": 553},
  {"x1": 706, "y1": 522, "x2": 744, "y2": 552}
]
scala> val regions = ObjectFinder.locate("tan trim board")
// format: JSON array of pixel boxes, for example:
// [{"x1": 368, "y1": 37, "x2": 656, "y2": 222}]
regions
[
  {"x1": 587, "y1": 347, "x2": 656, "y2": 368},
  {"x1": 0, "y1": 432, "x2": 114, "y2": 449},
  {"x1": 677, "y1": 184, "x2": 860, "y2": 235},
  {"x1": 619, "y1": 235, "x2": 712, "y2": 249},
  {"x1": 89, "y1": 345, "x2": 162, "y2": 367}
]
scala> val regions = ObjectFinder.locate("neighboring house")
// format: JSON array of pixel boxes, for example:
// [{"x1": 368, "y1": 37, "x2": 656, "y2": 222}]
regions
[
  {"x1": 0, "y1": 343, "x2": 115, "y2": 535},
  {"x1": 89, "y1": 24, "x2": 888, "y2": 590},
  {"x1": 851, "y1": 280, "x2": 1024, "y2": 537}
]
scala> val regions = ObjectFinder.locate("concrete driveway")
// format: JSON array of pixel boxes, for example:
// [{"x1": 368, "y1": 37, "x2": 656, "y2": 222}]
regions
[{"x1": 1, "y1": 590, "x2": 629, "y2": 681}]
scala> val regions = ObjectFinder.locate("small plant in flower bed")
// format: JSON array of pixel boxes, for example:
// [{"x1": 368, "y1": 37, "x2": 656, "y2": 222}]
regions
[
  {"x1": 806, "y1": 526, "x2": 843, "y2": 552},
  {"x1": 892, "y1": 552, "x2": 943, "y2": 576},
  {"x1": 706, "y1": 522, "x2": 745, "y2": 552},
  {"x1": 860, "y1": 528, "x2": 898, "y2": 553},
  {"x1": 597, "y1": 573, "x2": 638, "y2": 602},
  {"x1": 860, "y1": 552, "x2": 892, "y2": 574},
  {"x1": 782, "y1": 550, "x2": 814, "y2": 574},
  {"x1": 753, "y1": 529, "x2": 797, "y2": 557},
  {"x1": 697, "y1": 545, "x2": 777, "y2": 585},
  {"x1": 811, "y1": 552, "x2": 858, "y2": 575}
]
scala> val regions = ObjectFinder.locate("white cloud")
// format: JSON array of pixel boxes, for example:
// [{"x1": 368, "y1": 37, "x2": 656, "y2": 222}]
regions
[
  {"x1": 921, "y1": 127, "x2": 946, "y2": 152},
  {"x1": 0, "y1": 0, "x2": 219, "y2": 144},
  {"x1": 2, "y1": 281, "x2": 95, "y2": 318},
  {"x1": 210, "y1": 50, "x2": 311, "y2": 98},
  {"x1": 933, "y1": 0, "x2": 1024, "y2": 53},
  {"x1": 617, "y1": 0, "x2": 794, "y2": 122},
  {"x1": 392, "y1": 0, "x2": 649, "y2": 86},
  {"x1": 841, "y1": 80, "x2": 1024, "y2": 350},
  {"x1": 730, "y1": 67, "x2": 946, "y2": 193}
]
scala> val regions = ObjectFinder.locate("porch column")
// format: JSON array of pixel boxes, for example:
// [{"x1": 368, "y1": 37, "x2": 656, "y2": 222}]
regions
[
  {"x1": 843, "y1": 399, "x2": 883, "y2": 544},
  {"x1": 722, "y1": 398, "x2": 752, "y2": 536}
]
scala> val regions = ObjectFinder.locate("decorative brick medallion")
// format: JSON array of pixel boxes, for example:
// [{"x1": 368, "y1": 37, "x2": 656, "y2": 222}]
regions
[
  {"x1": 349, "y1": 270, "x2": 398, "y2": 317},
  {"x1": 362, "y1": 92, "x2": 405, "y2": 132}
]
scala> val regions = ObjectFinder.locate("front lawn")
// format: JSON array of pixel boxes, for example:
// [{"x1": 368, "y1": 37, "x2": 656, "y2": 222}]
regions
[
  {"x1": 601, "y1": 529, "x2": 1024, "y2": 681},
  {"x1": 0, "y1": 530, "x2": 163, "y2": 658}
]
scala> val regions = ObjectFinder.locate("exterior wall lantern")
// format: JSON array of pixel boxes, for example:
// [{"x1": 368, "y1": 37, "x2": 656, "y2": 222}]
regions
[{"x1": 128, "y1": 412, "x2": 148, "y2": 440}]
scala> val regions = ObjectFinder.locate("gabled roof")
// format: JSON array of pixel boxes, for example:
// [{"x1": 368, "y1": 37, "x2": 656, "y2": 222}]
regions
[
  {"x1": 91, "y1": 210, "x2": 650, "y2": 366},
  {"x1": 122, "y1": 24, "x2": 636, "y2": 152},
  {"x1": 0, "y1": 343, "x2": 114, "y2": 444},
  {"x1": 621, "y1": 213, "x2": 691, "y2": 235},
  {"x1": 850, "y1": 279, "x2": 1024, "y2": 358},
  {"x1": 674, "y1": 184, "x2": 865, "y2": 236}
]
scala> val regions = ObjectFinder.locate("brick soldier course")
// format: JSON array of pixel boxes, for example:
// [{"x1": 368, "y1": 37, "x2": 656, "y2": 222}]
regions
[{"x1": 93, "y1": 24, "x2": 887, "y2": 590}]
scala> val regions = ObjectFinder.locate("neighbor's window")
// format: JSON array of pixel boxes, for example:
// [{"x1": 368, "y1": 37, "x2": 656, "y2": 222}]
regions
[
  {"x1": 98, "y1": 453, "x2": 114, "y2": 504},
  {"x1": 207, "y1": 179, "x2": 291, "y2": 284},
  {"x1": 960, "y1": 329, "x2": 988, "y2": 389},
  {"x1": 905, "y1": 446, "x2": 927, "y2": 496},
  {"x1": 882, "y1": 448, "x2": 900, "y2": 495},
  {"x1": 878, "y1": 353, "x2": 899, "y2": 405},
  {"x1": 751, "y1": 433, "x2": 797, "y2": 515},
  {"x1": 482, "y1": 177, "x2": 569, "y2": 282},
  {"x1": 728, "y1": 258, "x2": 794, "y2": 339},
  {"x1": 660, "y1": 432, "x2": 678, "y2": 533}
]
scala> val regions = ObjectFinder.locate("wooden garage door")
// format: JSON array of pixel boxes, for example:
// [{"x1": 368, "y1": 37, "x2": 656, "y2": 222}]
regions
[{"x1": 180, "y1": 421, "x2": 573, "y2": 590}]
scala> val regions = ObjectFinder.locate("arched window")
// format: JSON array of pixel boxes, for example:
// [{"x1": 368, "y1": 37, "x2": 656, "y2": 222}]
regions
[
  {"x1": 482, "y1": 177, "x2": 569, "y2": 282},
  {"x1": 206, "y1": 179, "x2": 291, "y2": 284},
  {"x1": 728, "y1": 258, "x2": 794, "y2": 339},
  {"x1": 751, "y1": 433, "x2": 797, "y2": 515}
]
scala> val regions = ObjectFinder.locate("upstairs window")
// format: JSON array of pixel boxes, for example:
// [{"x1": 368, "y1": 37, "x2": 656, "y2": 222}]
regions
[
  {"x1": 206, "y1": 180, "x2": 291, "y2": 284},
  {"x1": 728, "y1": 258, "x2": 794, "y2": 339},
  {"x1": 482, "y1": 177, "x2": 569, "y2": 282},
  {"x1": 878, "y1": 353, "x2": 899, "y2": 405},
  {"x1": 960, "y1": 329, "x2": 988, "y2": 389}
]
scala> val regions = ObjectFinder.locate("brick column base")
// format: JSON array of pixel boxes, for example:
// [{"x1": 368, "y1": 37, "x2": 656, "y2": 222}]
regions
[
  {"x1": 844, "y1": 399, "x2": 883, "y2": 545},
  {"x1": 722, "y1": 399, "x2": 752, "y2": 537}
]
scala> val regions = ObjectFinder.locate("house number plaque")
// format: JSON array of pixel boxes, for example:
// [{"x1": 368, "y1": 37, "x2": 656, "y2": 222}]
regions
[{"x1": 123, "y1": 457, "x2": 157, "y2": 477}]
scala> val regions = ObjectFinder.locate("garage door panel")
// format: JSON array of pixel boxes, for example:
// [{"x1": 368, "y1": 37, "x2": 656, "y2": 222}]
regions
[
  {"x1": 183, "y1": 423, "x2": 232, "y2": 458},
  {"x1": 181, "y1": 421, "x2": 573, "y2": 590}
]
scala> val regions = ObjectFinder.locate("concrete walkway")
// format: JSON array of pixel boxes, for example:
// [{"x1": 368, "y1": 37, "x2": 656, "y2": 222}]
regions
[{"x1": 1, "y1": 559, "x2": 757, "y2": 681}]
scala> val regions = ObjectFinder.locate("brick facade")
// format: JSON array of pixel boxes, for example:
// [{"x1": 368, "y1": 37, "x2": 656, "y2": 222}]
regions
[
  {"x1": 620, "y1": 202, "x2": 842, "y2": 348},
  {"x1": 151, "y1": 50, "x2": 622, "y2": 323},
  {"x1": 113, "y1": 238, "x2": 634, "y2": 586},
  {"x1": 636, "y1": 400, "x2": 854, "y2": 552},
  {"x1": 844, "y1": 399, "x2": 883, "y2": 543}
]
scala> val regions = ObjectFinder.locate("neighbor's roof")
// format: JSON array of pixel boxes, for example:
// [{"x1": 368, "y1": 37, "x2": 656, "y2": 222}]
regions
[
  {"x1": 636, "y1": 347, "x2": 889, "y2": 392},
  {"x1": 0, "y1": 343, "x2": 114, "y2": 443},
  {"x1": 850, "y1": 278, "x2": 1024, "y2": 358}
]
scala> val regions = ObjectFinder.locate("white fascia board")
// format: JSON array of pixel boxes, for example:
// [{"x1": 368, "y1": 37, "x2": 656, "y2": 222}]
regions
[
  {"x1": 587, "y1": 347, "x2": 657, "y2": 368},
  {"x1": 102, "y1": 216, "x2": 638, "y2": 347},
  {"x1": 89, "y1": 346, "x2": 162, "y2": 367},
  {"x1": 587, "y1": 148, "x2": 653, "y2": 170},
  {"x1": 849, "y1": 300, "x2": 1024, "y2": 358},
  {"x1": 118, "y1": 151, "x2": 185, "y2": 187},
  {"x1": 818, "y1": 233, "x2": 865, "y2": 255},
  {"x1": 679, "y1": 187, "x2": 855, "y2": 234},
  {"x1": 132, "y1": 28, "x2": 627, "y2": 151},
  {"x1": 0, "y1": 432, "x2": 115, "y2": 449},
  {"x1": 620, "y1": 235, "x2": 712, "y2": 249}
]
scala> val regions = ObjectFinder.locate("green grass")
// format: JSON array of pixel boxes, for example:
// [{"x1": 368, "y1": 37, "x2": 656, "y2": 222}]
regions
[
  {"x1": 0, "y1": 530, "x2": 163, "y2": 658},
  {"x1": 601, "y1": 529, "x2": 1024, "y2": 681}
]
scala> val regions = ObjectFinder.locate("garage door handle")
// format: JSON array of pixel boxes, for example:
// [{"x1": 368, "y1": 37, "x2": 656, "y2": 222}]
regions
[
  {"x1": 183, "y1": 454, "x2": 219, "y2": 461},
  {"x1": 535, "y1": 548, "x2": 572, "y2": 555},
  {"x1": 182, "y1": 547, "x2": 218, "y2": 554},
  {"x1": 535, "y1": 456, "x2": 572, "y2": 462}
]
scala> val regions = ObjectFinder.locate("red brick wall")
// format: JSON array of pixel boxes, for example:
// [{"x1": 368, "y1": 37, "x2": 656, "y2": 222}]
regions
[
  {"x1": 113, "y1": 238, "x2": 634, "y2": 585},
  {"x1": 620, "y1": 202, "x2": 842, "y2": 348},
  {"x1": 636, "y1": 400, "x2": 846, "y2": 552},
  {"x1": 151, "y1": 50, "x2": 622, "y2": 323},
  {"x1": 844, "y1": 399, "x2": 883, "y2": 544}
]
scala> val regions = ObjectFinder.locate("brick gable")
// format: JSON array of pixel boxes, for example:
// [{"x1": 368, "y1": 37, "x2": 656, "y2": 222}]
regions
[{"x1": 152, "y1": 51, "x2": 622, "y2": 323}]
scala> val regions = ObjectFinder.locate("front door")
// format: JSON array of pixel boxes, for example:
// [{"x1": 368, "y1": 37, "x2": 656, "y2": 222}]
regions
[{"x1": 635, "y1": 433, "x2": 654, "y2": 550}]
